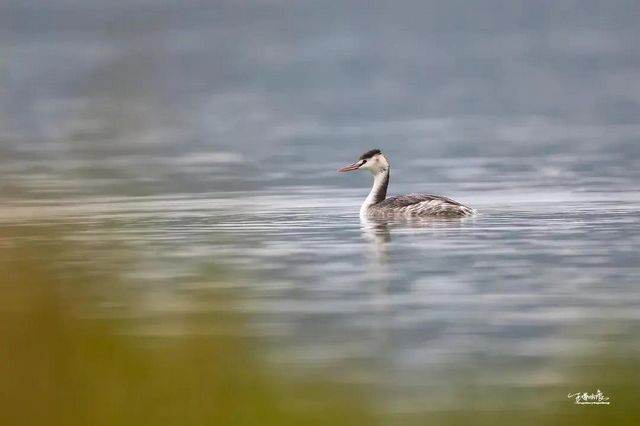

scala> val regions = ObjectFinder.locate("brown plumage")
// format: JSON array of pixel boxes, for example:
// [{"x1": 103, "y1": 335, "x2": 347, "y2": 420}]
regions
[{"x1": 370, "y1": 193, "x2": 475, "y2": 217}]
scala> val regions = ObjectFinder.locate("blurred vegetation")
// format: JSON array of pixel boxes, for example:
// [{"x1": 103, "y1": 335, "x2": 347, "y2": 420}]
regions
[
  {"x1": 0, "y1": 225, "x2": 374, "y2": 426},
  {"x1": 0, "y1": 223, "x2": 637, "y2": 426}
]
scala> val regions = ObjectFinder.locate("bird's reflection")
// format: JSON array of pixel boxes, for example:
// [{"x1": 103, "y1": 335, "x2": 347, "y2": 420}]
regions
[
  {"x1": 359, "y1": 215, "x2": 477, "y2": 360},
  {"x1": 360, "y1": 215, "x2": 475, "y2": 267}
]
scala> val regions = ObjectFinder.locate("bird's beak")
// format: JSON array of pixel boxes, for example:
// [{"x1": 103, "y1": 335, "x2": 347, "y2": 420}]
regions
[{"x1": 338, "y1": 161, "x2": 363, "y2": 172}]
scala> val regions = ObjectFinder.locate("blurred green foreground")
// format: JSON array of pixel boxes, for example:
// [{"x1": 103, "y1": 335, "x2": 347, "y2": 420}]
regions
[{"x1": 0, "y1": 224, "x2": 637, "y2": 426}]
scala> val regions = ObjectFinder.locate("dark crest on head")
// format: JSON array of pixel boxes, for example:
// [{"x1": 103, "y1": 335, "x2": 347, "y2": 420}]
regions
[{"x1": 359, "y1": 149, "x2": 382, "y2": 160}]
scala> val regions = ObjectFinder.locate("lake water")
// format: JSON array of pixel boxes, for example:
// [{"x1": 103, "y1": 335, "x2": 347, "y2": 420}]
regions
[
  {"x1": 3, "y1": 153, "x2": 640, "y2": 414},
  {"x1": 2, "y1": 0, "x2": 640, "y2": 419}
]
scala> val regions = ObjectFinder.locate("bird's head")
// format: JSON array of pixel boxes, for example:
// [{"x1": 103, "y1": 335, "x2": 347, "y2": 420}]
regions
[{"x1": 338, "y1": 149, "x2": 389, "y2": 175}]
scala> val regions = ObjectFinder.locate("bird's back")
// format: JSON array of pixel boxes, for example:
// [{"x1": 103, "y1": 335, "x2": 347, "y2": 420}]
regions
[{"x1": 369, "y1": 193, "x2": 474, "y2": 217}]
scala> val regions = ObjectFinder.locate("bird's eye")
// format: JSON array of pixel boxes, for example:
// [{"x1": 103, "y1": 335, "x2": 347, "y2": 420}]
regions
[{"x1": 362, "y1": 159, "x2": 367, "y2": 164}]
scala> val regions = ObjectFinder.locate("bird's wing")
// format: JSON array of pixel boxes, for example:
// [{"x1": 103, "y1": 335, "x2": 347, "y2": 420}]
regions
[{"x1": 375, "y1": 193, "x2": 473, "y2": 216}]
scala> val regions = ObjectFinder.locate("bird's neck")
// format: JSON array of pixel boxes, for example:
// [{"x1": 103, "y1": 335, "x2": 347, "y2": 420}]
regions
[{"x1": 361, "y1": 168, "x2": 389, "y2": 215}]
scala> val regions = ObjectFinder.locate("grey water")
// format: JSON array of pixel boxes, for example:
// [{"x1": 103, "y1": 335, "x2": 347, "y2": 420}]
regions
[{"x1": 2, "y1": 0, "x2": 640, "y2": 416}]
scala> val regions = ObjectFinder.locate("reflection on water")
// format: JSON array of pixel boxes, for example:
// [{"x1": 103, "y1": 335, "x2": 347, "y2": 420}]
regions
[
  {"x1": 361, "y1": 216, "x2": 392, "y2": 266},
  {"x1": 360, "y1": 214, "x2": 477, "y2": 267}
]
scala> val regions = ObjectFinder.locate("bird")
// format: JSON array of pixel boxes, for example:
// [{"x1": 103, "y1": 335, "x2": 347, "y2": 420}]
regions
[{"x1": 338, "y1": 149, "x2": 475, "y2": 217}]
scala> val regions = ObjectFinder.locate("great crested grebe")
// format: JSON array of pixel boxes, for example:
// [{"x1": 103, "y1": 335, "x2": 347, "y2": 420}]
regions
[{"x1": 338, "y1": 149, "x2": 475, "y2": 217}]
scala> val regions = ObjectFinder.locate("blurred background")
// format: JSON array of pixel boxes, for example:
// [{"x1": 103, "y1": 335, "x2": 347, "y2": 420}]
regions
[{"x1": 1, "y1": 0, "x2": 639, "y2": 424}]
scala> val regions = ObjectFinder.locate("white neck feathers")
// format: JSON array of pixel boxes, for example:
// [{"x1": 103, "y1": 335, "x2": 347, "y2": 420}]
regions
[{"x1": 360, "y1": 168, "x2": 389, "y2": 216}]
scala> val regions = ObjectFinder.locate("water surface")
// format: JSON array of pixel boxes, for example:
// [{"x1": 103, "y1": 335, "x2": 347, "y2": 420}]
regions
[{"x1": 3, "y1": 153, "x2": 640, "y2": 414}]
